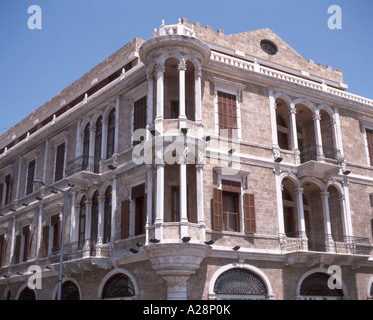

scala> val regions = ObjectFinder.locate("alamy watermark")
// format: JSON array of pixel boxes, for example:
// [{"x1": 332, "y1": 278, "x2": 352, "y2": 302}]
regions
[
  {"x1": 328, "y1": 5, "x2": 342, "y2": 30},
  {"x1": 27, "y1": 5, "x2": 42, "y2": 30}
]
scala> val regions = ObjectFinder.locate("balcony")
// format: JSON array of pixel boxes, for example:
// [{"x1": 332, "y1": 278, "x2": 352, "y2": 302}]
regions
[
  {"x1": 65, "y1": 156, "x2": 102, "y2": 188},
  {"x1": 297, "y1": 144, "x2": 343, "y2": 180},
  {"x1": 50, "y1": 238, "x2": 111, "y2": 263},
  {"x1": 280, "y1": 232, "x2": 373, "y2": 256}
]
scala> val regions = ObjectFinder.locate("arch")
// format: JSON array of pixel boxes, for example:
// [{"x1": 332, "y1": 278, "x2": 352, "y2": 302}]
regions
[
  {"x1": 52, "y1": 277, "x2": 82, "y2": 300},
  {"x1": 317, "y1": 104, "x2": 335, "y2": 118},
  {"x1": 75, "y1": 191, "x2": 88, "y2": 207},
  {"x1": 2, "y1": 286, "x2": 11, "y2": 300},
  {"x1": 16, "y1": 283, "x2": 37, "y2": 300},
  {"x1": 209, "y1": 263, "x2": 274, "y2": 300},
  {"x1": 293, "y1": 98, "x2": 317, "y2": 113},
  {"x1": 97, "y1": 268, "x2": 139, "y2": 300},
  {"x1": 280, "y1": 172, "x2": 301, "y2": 189},
  {"x1": 324, "y1": 180, "x2": 344, "y2": 195},
  {"x1": 296, "y1": 268, "x2": 348, "y2": 299},
  {"x1": 103, "y1": 103, "x2": 116, "y2": 121},
  {"x1": 300, "y1": 177, "x2": 325, "y2": 191},
  {"x1": 273, "y1": 92, "x2": 292, "y2": 109},
  {"x1": 91, "y1": 110, "x2": 104, "y2": 126}
]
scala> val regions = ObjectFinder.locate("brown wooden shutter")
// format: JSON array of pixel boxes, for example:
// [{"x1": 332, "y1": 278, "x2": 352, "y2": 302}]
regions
[
  {"x1": 244, "y1": 193, "x2": 256, "y2": 234},
  {"x1": 22, "y1": 226, "x2": 31, "y2": 262},
  {"x1": 0, "y1": 235, "x2": 6, "y2": 267},
  {"x1": 26, "y1": 160, "x2": 36, "y2": 195},
  {"x1": 4, "y1": 174, "x2": 12, "y2": 205},
  {"x1": 14, "y1": 235, "x2": 21, "y2": 264},
  {"x1": 42, "y1": 225, "x2": 49, "y2": 257},
  {"x1": 367, "y1": 129, "x2": 373, "y2": 165},
  {"x1": 213, "y1": 188, "x2": 223, "y2": 231},
  {"x1": 121, "y1": 200, "x2": 130, "y2": 239}
]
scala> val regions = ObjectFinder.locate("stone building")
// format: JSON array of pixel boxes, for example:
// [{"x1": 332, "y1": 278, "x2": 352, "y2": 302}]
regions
[{"x1": 0, "y1": 18, "x2": 372, "y2": 300}]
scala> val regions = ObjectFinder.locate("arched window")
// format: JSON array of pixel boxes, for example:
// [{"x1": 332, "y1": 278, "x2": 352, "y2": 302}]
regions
[
  {"x1": 300, "y1": 272, "x2": 343, "y2": 300},
  {"x1": 282, "y1": 187, "x2": 296, "y2": 236},
  {"x1": 104, "y1": 186, "x2": 112, "y2": 243},
  {"x1": 82, "y1": 124, "x2": 90, "y2": 170},
  {"x1": 78, "y1": 196, "x2": 86, "y2": 247},
  {"x1": 94, "y1": 116, "x2": 103, "y2": 173},
  {"x1": 91, "y1": 191, "x2": 99, "y2": 241},
  {"x1": 107, "y1": 109, "x2": 115, "y2": 159},
  {"x1": 60, "y1": 281, "x2": 80, "y2": 300},
  {"x1": 213, "y1": 268, "x2": 267, "y2": 300},
  {"x1": 18, "y1": 287, "x2": 36, "y2": 300},
  {"x1": 102, "y1": 273, "x2": 135, "y2": 300},
  {"x1": 276, "y1": 114, "x2": 289, "y2": 150}
]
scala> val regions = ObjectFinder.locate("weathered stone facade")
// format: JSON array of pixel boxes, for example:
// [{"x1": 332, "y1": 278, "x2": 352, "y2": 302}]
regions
[{"x1": 0, "y1": 18, "x2": 372, "y2": 300}]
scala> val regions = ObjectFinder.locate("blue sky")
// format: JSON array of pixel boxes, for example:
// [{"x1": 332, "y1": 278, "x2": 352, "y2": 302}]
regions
[{"x1": 0, "y1": 0, "x2": 372, "y2": 134}]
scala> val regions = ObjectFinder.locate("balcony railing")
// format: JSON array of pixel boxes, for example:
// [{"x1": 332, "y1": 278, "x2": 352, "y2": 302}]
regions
[
  {"x1": 281, "y1": 232, "x2": 373, "y2": 255},
  {"x1": 50, "y1": 238, "x2": 111, "y2": 263},
  {"x1": 299, "y1": 144, "x2": 343, "y2": 164},
  {"x1": 65, "y1": 156, "x2": 100, "y2": 176}
]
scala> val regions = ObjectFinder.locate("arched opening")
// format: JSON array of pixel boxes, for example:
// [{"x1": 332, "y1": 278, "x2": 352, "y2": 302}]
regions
[
  {"x1": 18, "y1": 287, "x2": 36, "y2": 300},
  {"x1": 281, "y1": 178, "x2": 297, "y2": 236},
  {"x1": 300, "y1": 272, "x2": 343, "y2": 300},
  {"x1": 213, "y1": 268, "x2": 268, "y2": 300},
  {"x1": 101, "y1": 273, "x2": 135, "y2": 300},
  {"x1": 104, "y1": 186, "x2": 112, "y2": 243},
  {"x1": 275, "y1": 98, "x2": 291, "y2": 150},
  {"x1": 107, "y1": 109, "x2": 116, "y2": 159},
  {"x1": 94, "y1": 116, "x2": 103, "y2": 173},
  {"x1": 163, "y1": 58, "x2": 195, "y2": 121},
  {"x1": 91, "y1": 191, "x2": 99, "y2": 242},
  {"x1": 78, "y1": 196, "x2": 87, "y2": 248},
  {"x1": 82, "y1": 124, "x2": 90, "y2": 170},
  {"x1": 57, "y1": 281, "x2": 80, "y2": 300},
  {"x1": 296, "y1": 104, "x2": 316, "y2": 163}
]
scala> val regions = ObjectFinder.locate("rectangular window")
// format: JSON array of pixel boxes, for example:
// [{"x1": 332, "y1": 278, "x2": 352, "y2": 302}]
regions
[
  {"x1": 55, "y1": 143, "x2": 65, "y2": 181},
  {"x1": 121, "y1": 200, "x2": 130, "y2": 239},
  {"x1": 41, "y1": 225, "x2": 49, "y2": 258},
  {"x1": 222, "y1": 191, "x2": 240, "y2": 232},
  {"x1": 4, "y1": 174, "x2": 12, "y2": 205},
  {"x1": 26, "y1": 159, "x2": 36, "y2": 195},
  {"x1": 171, "y1": 100, "x2": 179, "y2": 119},
  {"x1": 367, "y1": 129, "x2": 373, "y2": 165},
  {"x1": 0, "y1": 235, "x2": 6, "y2": 267},
  {"x1": 218, "y1": 91, "x2": 237, "y2": 139},
  {"x1": 133, "y1": 96, "x2": 147, "y2": 146},
  {"x1": 278, "y1": 132, "x2": 289, "y2": 150}
]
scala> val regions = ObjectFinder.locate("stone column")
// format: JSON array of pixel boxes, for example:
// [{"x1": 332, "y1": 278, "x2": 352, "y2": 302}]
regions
[
  {"x1": 180, "y1": 156, "x2": 188, "y2": 238},
  {"x1": 85, "y1": 200, "x2": 93, "y2": 241},
  {"x1": 101, "y1": 118, "x2": 108, "y2": 161},
  {"x1": 146, "y1": 165, "x2": 153, "y2": 245},
  {"x1": 36, "y1": 204, "x2": 43, "y2": 258},
  {"x1": 178, "y1": 60, "x2": 187, "y2": 121},
  {"x1": 147, "y1": 70, "x2": 154, "y2": 128},
  {"x1": 114, "y1": 97, "x2": 120, "y2": 155},
  {"x1": 155, "y1": 64, "x2": 165, "y2": 134},
  {"x1": 313, "y1": 111, "x2": 324, "y2": 160},
  {"x1": 196, "y1": 164, "x2": 205, "y2": 225},
  {"x1": 194, "y1": 69, "x2": 202, "y2": 123},
  {"x1": 97, "y1": 196, "x2": 105, "y2": 242},
  {"x1": 295, "y1": 188, "x2": 308, "y2": 250},
  {"x1": 321, "y1": 192, "x2": 335, "y2": 252},
  {"x1": 289, "y1": 105, "x2": 300, "y2": 164},
  {"x1": 155, "y1": 163, "x2": 164, "y2": 240}
]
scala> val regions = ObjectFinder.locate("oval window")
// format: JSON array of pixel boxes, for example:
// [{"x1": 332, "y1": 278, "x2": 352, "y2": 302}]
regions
[{"x1": 260, "y1": 40, "x2": 278, "y2": 55}]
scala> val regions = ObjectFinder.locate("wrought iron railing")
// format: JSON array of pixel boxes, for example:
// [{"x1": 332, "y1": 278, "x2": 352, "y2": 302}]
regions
[
  {"x1": 65, "y1": 156, "x2": 100, "y2": 176},
  {"x1": 281, "y1": 231, "x2": 373, "y2": 255},
  {"x1": 50, "y1": 238, "x2": 111, "y2": 262},
  {"x1": 299, "y1": 144, "x2": 343, "y2": 164}
]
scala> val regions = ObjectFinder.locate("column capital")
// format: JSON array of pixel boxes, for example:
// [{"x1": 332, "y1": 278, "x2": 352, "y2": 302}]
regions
[
  {"x1": 289, "y1": 107, "x2": 297, "y2": 115},
  {"x1": 313, "y1": 113, "x2": 321, "y2": 121},
  {"x1": 155, "y1": 64, "x2": 165, "y2": 73},
  {"x1": 90, "y1": 125, "x2": 97, "y2": 133},
  {"x1": 178, "y1": 60, "x2": 187, "y2": 71},
  {"x1": 321, "y1": 192, "x2": 330, "y2": 199},
  {"x1": 194, "y1": 69, "x2": 202, "y2": 80},
  {"x1": 294, "y1": 188, "x2": 304, "y2": 195}
]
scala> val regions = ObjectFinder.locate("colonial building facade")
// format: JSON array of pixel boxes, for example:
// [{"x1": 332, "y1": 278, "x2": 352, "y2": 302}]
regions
[{"x1": 0, "y1": 18, "x2": 372, "y2": 300}]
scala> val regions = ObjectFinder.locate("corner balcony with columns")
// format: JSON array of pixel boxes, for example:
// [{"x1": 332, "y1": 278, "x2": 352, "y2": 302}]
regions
[
  {"x1": 137, "y1": 20, "x2": 212, "y2": 299},
  {"x1": 272, "y1": 95, "x2": 345, "y2": 180}
]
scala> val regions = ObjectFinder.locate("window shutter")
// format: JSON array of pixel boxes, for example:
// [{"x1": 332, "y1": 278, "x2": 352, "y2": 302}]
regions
[
  {"x1": 121, "y1": 200, "x2": 130, "y2": 239},
  {"x1": 367, "y1": 129, "x2": 373, "y2": 165},
  {"x1": 5, "y1": 174, "x2": 12, "y2": 205},
  {"x1": 42, "y1": 225, "x2": 49, "y2": 257},
  {"x1": 244, "y1": 193, "x2": 256, "y2": 234},
  {"x1": 213, "y1": 188, "x2": 223, "y2": 231},
  {"x1": 55, "y1": 143, "x2": 65, "y2": 181},
  {"x1": 14, "y1": 235, "x2": 21, "y2": 264}
]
